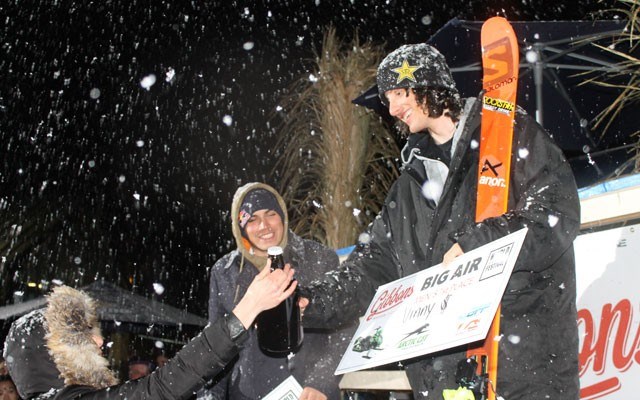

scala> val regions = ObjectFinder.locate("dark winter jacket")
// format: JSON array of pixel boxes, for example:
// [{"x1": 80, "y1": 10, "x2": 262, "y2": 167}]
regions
[
  {"x1": 3, "y1": 309, "x2": 65, "y2": 399},
  {"x1": 6, "y1": 286, "x2": 249, "y2": 400},
  {"x1": 301, "y1": 98, "x2": 581, "y2": 400},
  {"x1": 198, "y1": 182, "x2": 354, "y2": 399}
]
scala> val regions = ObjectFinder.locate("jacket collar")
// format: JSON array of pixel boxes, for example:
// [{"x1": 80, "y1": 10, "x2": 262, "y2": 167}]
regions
[{"x1": 401, "y1": 97, "x2": 479, "y2": 168}]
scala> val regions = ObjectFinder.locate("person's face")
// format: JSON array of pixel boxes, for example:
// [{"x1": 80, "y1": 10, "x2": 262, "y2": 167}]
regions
[
  {"x1": 155, "y1": 354, "x2": 168, "y2": 368},
  {"x1": 92, "y1": 334, "x2": 104, "y2": 349},
  {"x1": 0, "y1": 380, "x2": 19, "y2": 400},
  {"x1": 128, "y1": 363, "x2": 151, "y2": 380},
  {"x1": 385, "y1": 88, "x2": 432, "y2": 133},
  {"x1": 244, "y1": 209, "x2": 284, "y2": 257}
]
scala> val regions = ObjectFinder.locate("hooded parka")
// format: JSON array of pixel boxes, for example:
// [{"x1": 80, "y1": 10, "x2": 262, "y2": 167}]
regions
[
  {"x1": 5, "y1": 286, "x2": 249, "y2": 400},
  {"x1": 3, "y1": 309, "x2": 64, "y2": 399},
  {"x1": 198, "y1": 182, "x2": 353, "y2": 399},
  {"x1": 301, "y1": 98, "x2": 581, "y2": 399}
]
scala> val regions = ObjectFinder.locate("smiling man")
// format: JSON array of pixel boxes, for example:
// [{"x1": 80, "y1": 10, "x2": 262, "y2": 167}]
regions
[
  {"x1": 237, "y1": 187, "x2": 286, "y2": 257},
  {"x1": 299, "y1": 43, "x2": 581, "y2": 400},
  {"x1": 199, "y1": 182, "x2": 353, "y2": 400}
]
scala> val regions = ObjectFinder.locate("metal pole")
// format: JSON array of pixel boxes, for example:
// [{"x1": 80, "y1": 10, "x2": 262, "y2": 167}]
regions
[{"x1": 533, "y1": 48, "x2": 544, "y2": 126}]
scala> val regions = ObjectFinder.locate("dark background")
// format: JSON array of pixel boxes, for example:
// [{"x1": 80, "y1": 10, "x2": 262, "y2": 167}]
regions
[{"x1": 0, "y1": 0, "x2": 619, "y2": 324}]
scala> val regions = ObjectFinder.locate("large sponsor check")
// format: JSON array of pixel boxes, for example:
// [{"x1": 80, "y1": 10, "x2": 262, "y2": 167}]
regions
[{"x1": 335, "y1": 228, "x2": 527, "y2": 375}]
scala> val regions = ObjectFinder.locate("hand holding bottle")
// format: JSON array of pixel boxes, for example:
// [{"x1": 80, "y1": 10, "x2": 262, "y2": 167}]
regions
[
  {"x1": 233, "y1": 259, "x2": 297, "y2": 329},
  {"x1": 256, "y1": 246, "x2": 304, "y2": 355}
]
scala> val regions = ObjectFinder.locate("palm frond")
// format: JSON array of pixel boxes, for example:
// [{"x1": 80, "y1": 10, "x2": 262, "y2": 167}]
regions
[
  {"x1": 589, "y1": 0, "x2": 640, "y2": 174},
  {"x1": 272, "y1": 27, "x2": 399, "y2": 248}
]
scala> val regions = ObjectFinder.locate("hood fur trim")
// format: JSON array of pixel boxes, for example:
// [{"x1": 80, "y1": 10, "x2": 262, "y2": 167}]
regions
[{"x1": 44, "y1": 286, "x2": 119, "y2": 389}]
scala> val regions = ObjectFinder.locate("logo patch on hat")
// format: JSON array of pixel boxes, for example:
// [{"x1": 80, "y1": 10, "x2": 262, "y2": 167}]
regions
[
  {"x1": 239, "y1": 209, "x2": 251, "y2": 229},
  {"x1": 391, "y1": 59, "x2": 421, "y2": 84}
]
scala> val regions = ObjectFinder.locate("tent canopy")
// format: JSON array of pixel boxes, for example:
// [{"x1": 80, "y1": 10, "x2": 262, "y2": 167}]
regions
[{"x1": 0, "y1": 280, "x2": 207, "y2": 327}]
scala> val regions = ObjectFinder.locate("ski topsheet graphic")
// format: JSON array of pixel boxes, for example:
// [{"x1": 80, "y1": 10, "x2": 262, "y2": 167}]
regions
[
  {"x1": 465, "y1": 16, "x2": 520, "y2": 400},
  {"x1": 476, "y1": 16, "x2": 519, "y2": 222}
]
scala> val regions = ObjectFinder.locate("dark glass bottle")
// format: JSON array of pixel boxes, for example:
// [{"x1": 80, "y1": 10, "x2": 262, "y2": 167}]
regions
[{"x1": 255, "y1": 246, "x2": 304, "y2": 356}]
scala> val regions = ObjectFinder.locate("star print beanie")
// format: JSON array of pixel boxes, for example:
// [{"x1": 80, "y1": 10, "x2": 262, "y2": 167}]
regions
[
  {"x1": 238, "y1": 188, "x2": 284, "y2": 236},
  {"x1": 376, "y1": 43, "x2": 457, "y2": 106}
]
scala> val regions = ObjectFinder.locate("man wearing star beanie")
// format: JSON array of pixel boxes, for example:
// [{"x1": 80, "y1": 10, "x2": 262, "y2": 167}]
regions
[
  {"x1": 199, "y1": 182, "x2": 354, "y2": 399},
  {"x1": 299, "y1": 43, "x2": 580, "y2": 400},
  {"x1": 376, "y1": 43, "x2": 457, "y2": 100}
]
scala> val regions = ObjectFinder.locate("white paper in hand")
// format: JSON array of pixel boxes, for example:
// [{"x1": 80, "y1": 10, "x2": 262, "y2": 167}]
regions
[{"x1": 262, "y1": 375, "x2": 303, "y2": 400}]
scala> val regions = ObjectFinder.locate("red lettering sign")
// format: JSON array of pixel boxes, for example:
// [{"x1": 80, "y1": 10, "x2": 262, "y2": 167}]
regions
[
  {"x1": 368, "y1": 285, "x2": 414, "y2": 321},
  {"x1": 577, "y1": 299, "x2": 640, "y2": 399}
]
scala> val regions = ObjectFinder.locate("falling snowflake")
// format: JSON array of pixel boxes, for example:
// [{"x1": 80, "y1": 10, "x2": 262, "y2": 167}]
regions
[
  {"x1": 358, "y1": 232, "x2": 371, "y2": 244},
  {"x1": 422, "y1": 180, "x2": 443, "y2": 202},
  {"x1": 153, "y1": 283, "x2": 165, "y2": 295},
  {"x1": 548, "y1": 214, "x2": 559, "y2": 227},
  {"x1": 165, "y1": 68, "x2": 175, "y2": 83},
  {"x1": 518, "y1": 148, "x2": 529, "y2": 159},
  {"x1": 421, "y1": 15, "x2": 432, "y2": 25},
  {"x1": 140, "y1": 74, "x2": 157, "y2": 90}
]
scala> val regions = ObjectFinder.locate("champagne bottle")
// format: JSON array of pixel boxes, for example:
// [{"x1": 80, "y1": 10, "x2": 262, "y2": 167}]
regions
[{"x1": 255, "y1": 246, "x2": 303, "y2": 356}]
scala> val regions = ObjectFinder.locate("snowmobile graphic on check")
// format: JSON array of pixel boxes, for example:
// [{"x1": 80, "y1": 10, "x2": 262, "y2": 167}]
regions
[{"x1": 352, "y1": 327, "x2": 384, "y2": 359}]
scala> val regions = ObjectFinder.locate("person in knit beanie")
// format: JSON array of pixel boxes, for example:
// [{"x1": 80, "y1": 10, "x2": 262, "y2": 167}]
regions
[
  {"x1": 237, "y1": 186, "x2": 286, "y2": 261},
  {"x1": 299, "y1": 42, "x2": 580, "y2": 400},
  {"x1": 199, "y1": 182, "x2": 353, "y2": 400}
]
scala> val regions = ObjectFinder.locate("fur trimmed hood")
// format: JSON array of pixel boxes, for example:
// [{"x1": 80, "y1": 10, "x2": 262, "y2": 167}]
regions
[{"x1": 44, "y1": 286, "x2": 118, "y2": 389}]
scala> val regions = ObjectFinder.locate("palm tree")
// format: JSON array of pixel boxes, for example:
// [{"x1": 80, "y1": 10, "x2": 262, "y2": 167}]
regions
[
  {"x1": 272, "y1": 27, "x2": 399, "y2": 249},
  {"x1": 588, "y1": 0, "x2": 640, "y2": 172}
]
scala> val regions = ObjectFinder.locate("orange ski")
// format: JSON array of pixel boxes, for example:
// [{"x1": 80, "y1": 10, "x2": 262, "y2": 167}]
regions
[{"x1": 467, "y1": 16, "x2": 519, "y2": 400}]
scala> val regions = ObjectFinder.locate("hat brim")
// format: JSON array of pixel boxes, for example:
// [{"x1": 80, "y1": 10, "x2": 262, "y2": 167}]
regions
[{"x1": 351, "y1": 85, "x2": 394, "y2": 125}]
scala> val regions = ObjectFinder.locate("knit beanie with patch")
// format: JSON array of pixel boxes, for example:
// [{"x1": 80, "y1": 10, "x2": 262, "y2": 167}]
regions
[{"x1": 376, "y1": 43, "x2": 457, "y2": 106}]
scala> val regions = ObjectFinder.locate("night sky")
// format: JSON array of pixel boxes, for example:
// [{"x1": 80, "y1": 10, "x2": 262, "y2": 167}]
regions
[{"x1": 0, "y1": 0, "x2": 618, "y2": 318}]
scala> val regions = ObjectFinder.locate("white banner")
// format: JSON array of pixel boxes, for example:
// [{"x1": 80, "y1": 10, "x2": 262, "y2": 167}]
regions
[
  {"x1": 576, "y1": 224, "x2": 640, "y2": 399},
  {"x1": 335, "y1": 228, "x2": 527, "y2": 375}
]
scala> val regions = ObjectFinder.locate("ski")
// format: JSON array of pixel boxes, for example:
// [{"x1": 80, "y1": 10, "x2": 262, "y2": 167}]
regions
[{"x1": 467, "y1": 16, "x2": 519, "y2": 400}]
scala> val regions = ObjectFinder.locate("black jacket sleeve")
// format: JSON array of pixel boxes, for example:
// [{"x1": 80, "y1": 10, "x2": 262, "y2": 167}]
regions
[
  {"x1": 52, "y1": 314, "x2": 248, "y2": 400},
  {"x1": 300, "y1": 199, "x2": 403, "y2": 329}
]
